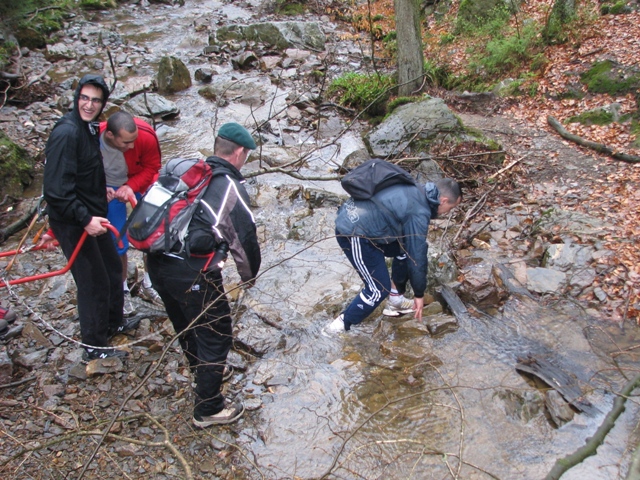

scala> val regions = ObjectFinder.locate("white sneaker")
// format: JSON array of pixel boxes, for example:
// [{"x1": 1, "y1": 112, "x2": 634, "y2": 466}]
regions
[
  {"x1": 138, "y1": 284, "x2": 164, "y2": 307},
  {"x1": 123, "y1": 292, "x2": 137, "y2": 317},
  {"x1": 322, "y1": 314, "x2": 345, "y2": 336},
  {"x1": 382, "y1": 295, "x2": 414, "y2": 317}
]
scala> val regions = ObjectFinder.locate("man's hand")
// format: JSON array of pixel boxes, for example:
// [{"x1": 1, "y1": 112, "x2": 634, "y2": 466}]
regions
[
  {"x1": 36, "y1": 232, "x2": 57, "y2": 251},
  {"x1": 85, "y1": 216, "x2": 108, "y2": 236},
  {"x1": 413, "y1": 297, "x2": 424, "y2": 320},
  {"x1": 106, "y1": 187, "x2": 116, "y2": 202},
  {"x1": 114, "y1": 184, "x2": 135, "y2": 203}
]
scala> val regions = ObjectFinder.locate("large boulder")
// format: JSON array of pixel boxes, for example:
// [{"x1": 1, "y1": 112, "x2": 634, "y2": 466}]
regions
[
  {"x1": 364, "y1": 97, "x2": 462, "y2": 157},
  {"x1": 156, "y1": 56, "x2": 192, "y2": 94},
  {"x1": 214, "y1": 22, "x2": 325, "y2": 51}
]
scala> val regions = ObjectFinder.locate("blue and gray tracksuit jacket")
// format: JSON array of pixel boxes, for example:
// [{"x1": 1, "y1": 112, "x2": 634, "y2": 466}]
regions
[{"x1": 335, "y1": 182, "x2": 441, "y2": 298}]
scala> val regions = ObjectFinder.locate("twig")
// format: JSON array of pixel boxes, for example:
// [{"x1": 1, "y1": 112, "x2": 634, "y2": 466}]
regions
[
  {"x1": 452, "y1": 184, "x2": 497, "y2": 243},
  {"x1": 488, "y1": 152, "x2": 530, "y2": 180},
  {"x1": 545, "y1": 373, "x2": 640, "y2": 480},
  {"x1": 0, "y1": 376, "x2": 36, "y2": 389}
]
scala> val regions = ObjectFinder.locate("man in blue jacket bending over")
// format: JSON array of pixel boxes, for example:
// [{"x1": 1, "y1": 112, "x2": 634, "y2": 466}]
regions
[{"x1": 325, "y1": 177, "x2": 462, "y2": 334}]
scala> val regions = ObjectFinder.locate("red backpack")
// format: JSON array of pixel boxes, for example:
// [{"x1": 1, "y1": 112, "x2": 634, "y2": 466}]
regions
[{"x1": 127, "y1": 158, "x2": 213, "y2": 253}]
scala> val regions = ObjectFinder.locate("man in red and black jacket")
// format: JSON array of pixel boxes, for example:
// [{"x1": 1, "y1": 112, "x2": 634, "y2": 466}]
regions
[{"x1": 99, "y1": 111, "x2": 162, "y2": 315}]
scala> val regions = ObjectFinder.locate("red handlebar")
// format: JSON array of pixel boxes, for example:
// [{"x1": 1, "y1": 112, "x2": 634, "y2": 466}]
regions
[{"x1": 0, "y1": 222, "x2": 124, "y2": 288}]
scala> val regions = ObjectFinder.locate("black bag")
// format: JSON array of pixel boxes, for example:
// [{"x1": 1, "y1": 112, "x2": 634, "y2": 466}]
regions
[{"x1": 341, "y1": 159, "x2": 417, "y2": 200}]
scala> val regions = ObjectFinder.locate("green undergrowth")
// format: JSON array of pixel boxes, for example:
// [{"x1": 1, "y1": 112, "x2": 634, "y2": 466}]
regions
[{"x1": 327, "y1": 72, "x2": 396, "y2": 116}]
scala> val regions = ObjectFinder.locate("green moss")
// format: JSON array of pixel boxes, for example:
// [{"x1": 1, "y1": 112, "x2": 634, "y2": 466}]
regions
[
  {"x1": 580, "y1": 60, "x2": 640, "y2": 95},
  {"x1": 79, "y1": 0, "x2": 117, "y2": 9},
  {"x1": 275, "y1": 2, "x2": 306, "y2": 15},
  {"x1": 327, "y1": 73, "x2": 395, "y2": 116},
  {"x1": 0, "y1": 130, "x2": 34, "y2": 198},
  {"x1": 566, "y1": 109, "x2": 615, "y2": 126},
  {"x1": 387, "y1": 97, "x2": 415, "y2": 113}
]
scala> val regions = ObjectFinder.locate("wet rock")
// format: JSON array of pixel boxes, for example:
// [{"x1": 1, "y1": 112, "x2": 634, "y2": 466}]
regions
[
  {"x1": 495, "y1": 389, "x2": 544, "y2": 422},
  {"x1": 215, "y1": 22, "x2": 326, "y2": 51},
  {"x1": 231, "y1": 50, "x2": 258, "y2": 70},
  {"x1": 395, "y1": 318, "x2": 432, "y2": 336},
  {"x1": 157, "y1": 56, "x2": 192, "y2": 94},
  {"x1": 122, "y1": 76, "x2": 155, "y2": 96},
  {"x1": 244, "y1": 397, "x2": 262, "y2": 411},
  {"x1": 202, "y1": 75, "x2": 274, "y2": 108},
  {"x1": 252, "y1": 359, "x2": 294, "y2": 386},
  {"x1": 302, "y1": 188, "x2": 343, "y2": 209},
  {"x1": 545, "y1": 389, "x2": 575, "y2": 426},
  {"x1": 235, "y1": 312, "x2": 284, "y2": 355},
  {"x1": 122, "y1": 93, "x2": 179, "y2": 119},
  {"x1": 194, "y1": 67, "x2": 214, "y2": 83},
  {"x1": 423, "y1": 313, "x2": 458, "y2": 336},
  {"x1": 108, "y1": 82, "x2": 131, "y2": 105},
  {"x1": 0, "y1": 347, "x2": 13, "y2": 385}
]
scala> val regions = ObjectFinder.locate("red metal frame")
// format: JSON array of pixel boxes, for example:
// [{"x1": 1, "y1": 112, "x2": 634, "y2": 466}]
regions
[{"x1": 0, "y1": 223, "x2": 124, "y2": 288}]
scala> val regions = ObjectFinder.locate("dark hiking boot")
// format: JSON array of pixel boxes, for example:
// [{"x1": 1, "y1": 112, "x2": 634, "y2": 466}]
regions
[
  {"x1": 82, "y1": 348, "x2": 129, "y2": 361},
  {"x1": 109, "y1": 316, "x2": 141, "y2": 338}
]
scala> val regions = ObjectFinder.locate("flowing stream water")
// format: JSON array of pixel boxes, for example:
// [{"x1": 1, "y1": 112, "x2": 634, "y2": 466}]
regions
[{"x1": 22, "y1": 1, "x2": 640, "y2": 478}]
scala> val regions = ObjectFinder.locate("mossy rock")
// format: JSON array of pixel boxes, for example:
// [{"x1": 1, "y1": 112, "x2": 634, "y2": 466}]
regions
[
  {"x1": 79, "y1": 0, "x2": 117, "y2": 9},
  {"x1": 0, "y1": 130, "x2": 34, "y2": 199},
  {"x1": 566, "y1": 104, "x2": 620, "y2": 126},
  {"x1": 14, "y1": 26, "x2": 47, "y2": 50},
  {"x1": 580, "y1": 60, "x2": 640, "y2": 96},
  {"x1": 157, "y1": 56, "x2": 192, "y2": 94}
]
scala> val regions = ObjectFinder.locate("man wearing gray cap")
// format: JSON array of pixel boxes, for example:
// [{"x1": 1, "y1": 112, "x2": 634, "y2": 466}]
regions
[{"x1": 147, "y1": 122, "x2": 261, "y2": 427}]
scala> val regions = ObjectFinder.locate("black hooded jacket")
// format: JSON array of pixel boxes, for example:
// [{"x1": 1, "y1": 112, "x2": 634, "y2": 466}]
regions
[
  {"x1": 186, "y1": 156, "x2": 261, "y2": 283},
  {"x1": 43, "y1": 74, "x2": 110, "y2": 227}
]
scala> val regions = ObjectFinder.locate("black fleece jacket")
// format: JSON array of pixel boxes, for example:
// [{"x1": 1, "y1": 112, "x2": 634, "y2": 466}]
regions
[{"x1": 43, "y1": 74, "x2": 110, "y2": 227}]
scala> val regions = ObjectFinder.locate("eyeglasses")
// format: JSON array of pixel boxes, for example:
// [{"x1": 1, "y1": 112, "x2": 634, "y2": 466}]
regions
[{"x1": 79, "y1": 94, "x2": 104, "y2": 105}]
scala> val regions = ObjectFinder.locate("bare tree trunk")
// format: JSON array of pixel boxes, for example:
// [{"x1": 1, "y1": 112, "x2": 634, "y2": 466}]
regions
[{"x1": 394, "y1": 0, "x2": 424, "y2": 96}]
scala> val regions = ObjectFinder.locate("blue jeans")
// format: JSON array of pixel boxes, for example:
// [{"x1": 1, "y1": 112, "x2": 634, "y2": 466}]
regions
[
  {"x1": 336, "y1": 233, "x2": 408, "y2": 330},
  {"x1": 107, "y1": 188, "x2": 142, "y2": 255}
]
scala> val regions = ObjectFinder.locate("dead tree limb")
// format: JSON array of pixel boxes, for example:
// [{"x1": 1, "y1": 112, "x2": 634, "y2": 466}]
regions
[
  {"x1": 547, "y1": 116, "x2": 640, "y2": 164},
  {"x1": 545, "y1": 372, "x2": 640, "y2": 480},
  {"x1": 0, "y1": 202, "x2": 39, "y2": 245}
]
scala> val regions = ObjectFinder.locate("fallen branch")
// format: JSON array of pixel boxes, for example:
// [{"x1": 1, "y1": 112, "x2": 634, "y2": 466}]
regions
[
  {"x1": 547, "y1": 116, "x2": 640, "y2": 164},
  {"x1": 0, "y1": 202, "x2": 39, "y2": 245},
  {"x1": 545, "y1": 372, "x2": 640, "y2": 480},
  {"x1": 244, "y1": 166, "x2": 340, "y2": 181}
]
